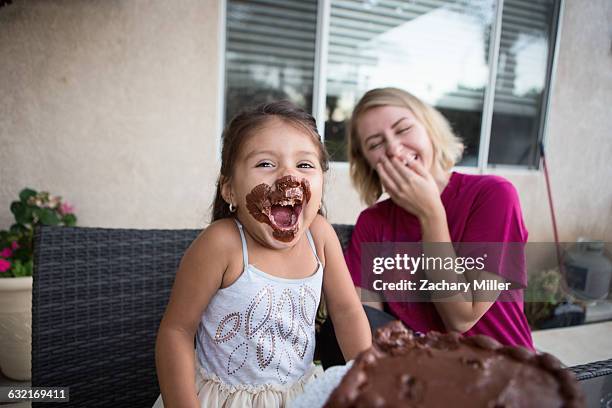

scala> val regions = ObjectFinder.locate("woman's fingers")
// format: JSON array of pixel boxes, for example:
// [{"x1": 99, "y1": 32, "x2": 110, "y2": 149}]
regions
[
  {"x1": 381, "y1": 156, "x2": 408, "y2": 189},
  {"x1": 390, "y1": 155, "x2": 420, "y2": 183},
  {"x1": 376, "y1": 161, "x2": 400, "y2": 194},
  {"x1": 405, "y1": 155, "x2": 429, "y2": 178}
]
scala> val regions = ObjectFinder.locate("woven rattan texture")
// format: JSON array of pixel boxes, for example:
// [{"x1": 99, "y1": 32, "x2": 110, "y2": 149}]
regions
[
  {"x1": 30, "y1": 224, "x2": 353, "y2": 407},
  {"x1": 569, "y1": 358, "x2": 612, "y2": 381},
  {"x1": 32, "y1": 226, "x2": 199, "y2": 407}
]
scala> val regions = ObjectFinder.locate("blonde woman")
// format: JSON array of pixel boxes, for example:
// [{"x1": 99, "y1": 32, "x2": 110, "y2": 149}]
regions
[{"x1": 344, "y1": 87, "x2": 533, "y2": 348}]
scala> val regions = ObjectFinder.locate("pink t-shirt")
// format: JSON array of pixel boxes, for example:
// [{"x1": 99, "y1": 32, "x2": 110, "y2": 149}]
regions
[{"x1": 344, "y1": 171, "x2": 534, "y2": 349}]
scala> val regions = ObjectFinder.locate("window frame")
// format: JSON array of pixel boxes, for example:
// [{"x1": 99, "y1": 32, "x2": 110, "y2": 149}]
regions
[{"x1": 219, "y1": 0, "x2": 565, "y2": 173}]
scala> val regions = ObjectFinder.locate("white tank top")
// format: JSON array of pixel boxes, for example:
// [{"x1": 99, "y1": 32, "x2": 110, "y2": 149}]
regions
[{"x1": 195, "y1": 218, "x2": 324, "y2": 387}]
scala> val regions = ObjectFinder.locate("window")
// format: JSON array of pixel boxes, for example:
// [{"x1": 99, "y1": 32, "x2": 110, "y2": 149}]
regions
[
  {"x1": 488, "y1": 0, "x2": 559, "y2": 167},
  {"x1": 223, "y1": 0, "x2": 561, "y2": 169},
  {"x1": 224, "y1": 0, "x2": 318, "y2": 122}
]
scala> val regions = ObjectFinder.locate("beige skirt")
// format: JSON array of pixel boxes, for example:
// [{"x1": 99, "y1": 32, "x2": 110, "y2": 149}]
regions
[{"x1": 152, "y1": 352, "x2": 324, "y2": 408}]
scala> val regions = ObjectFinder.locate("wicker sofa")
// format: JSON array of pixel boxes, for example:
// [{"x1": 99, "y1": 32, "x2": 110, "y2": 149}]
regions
[
  {"x1": 31, "y1": 225, "x2": 612, "y2": 407},
  {"x1": 31, "y1": 224, "x2": 355, "y2": 407}
]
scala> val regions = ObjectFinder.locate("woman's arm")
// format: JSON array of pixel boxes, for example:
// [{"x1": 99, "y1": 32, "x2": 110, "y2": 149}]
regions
[
  {"x1": 312, "y1": 215, "x2": 372, "y2": 361},
  {"x1": 419, "y1": 213, "x2": 500, "y2": 333},
  {"x1": 155, "y1": 221, "x2": 233, "y2": 408},
  {"x1": 377, "y1": 156, "x2": 505, "y2": 333}
]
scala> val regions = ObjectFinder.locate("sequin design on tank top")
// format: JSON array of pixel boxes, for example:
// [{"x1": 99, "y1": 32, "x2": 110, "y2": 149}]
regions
[{"x1": 201, "y1": 219, "x2": 322, "y2": 384}]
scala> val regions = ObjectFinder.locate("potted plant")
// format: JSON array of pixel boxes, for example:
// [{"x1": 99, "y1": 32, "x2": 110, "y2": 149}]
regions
[
  {"x1": 0, "y1": 188, "x2": 76, "y2": 380},
  {"x1": 524, "y1": 267, "x2": 586, "y2": 330}
]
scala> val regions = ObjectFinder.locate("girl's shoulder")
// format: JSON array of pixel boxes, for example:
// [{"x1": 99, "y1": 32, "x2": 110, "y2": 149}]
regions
[
  {"x1": 307, "y1": 214, "x2": 335, "y2": 263},
  {"x1": 190, "y1": 218, "x2": 242, "y2": 263},
  {"x1": 204, "y1": 217, "x2": 241, "y2": 237},
  {"x1": 308, "y1": 214, "x2": 333, "y2": 242}
]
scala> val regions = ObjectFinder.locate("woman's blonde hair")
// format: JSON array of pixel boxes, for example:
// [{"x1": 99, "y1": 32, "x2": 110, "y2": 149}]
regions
[{"x1": 348, "y1": 87, "x2": 464, "y2": 205}]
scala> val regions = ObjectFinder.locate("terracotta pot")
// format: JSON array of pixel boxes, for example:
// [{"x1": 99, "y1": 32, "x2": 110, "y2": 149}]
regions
[{"x1": 0, "y1": 276, "x2": 32, "y2": 380}]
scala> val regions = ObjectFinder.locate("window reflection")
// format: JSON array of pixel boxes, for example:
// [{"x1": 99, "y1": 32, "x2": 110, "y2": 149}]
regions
[
  {"x1": 224, "y1": 0, "x2": 317, "y2": 123},
  {"x1": 488, "y1": 0, "x2": 557, "y2": 167},
  {"x1": 325, "y1": 0, "x2": 496, "y2": 165}
]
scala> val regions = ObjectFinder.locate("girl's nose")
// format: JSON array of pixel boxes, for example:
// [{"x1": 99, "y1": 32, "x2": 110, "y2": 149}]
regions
[{"x1": 277, "y1": 163, "x2": 300, "y2": 179}]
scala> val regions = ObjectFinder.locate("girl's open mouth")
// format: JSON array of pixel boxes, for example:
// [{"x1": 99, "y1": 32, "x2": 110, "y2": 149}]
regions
[
  {"x1": 270, "y1": 203, "x2": 303, "y2": 230},
  {"x1": 245, "y1": 175, "x2": 311, "y2": 242}
]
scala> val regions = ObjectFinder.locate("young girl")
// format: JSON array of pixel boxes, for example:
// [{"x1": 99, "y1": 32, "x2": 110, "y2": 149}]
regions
[
  {"x1": 153, "y1": 101, "x2": 371, "y2": 407},
  {"x1": 344, "y1": 87, "x2": 534, "y2": 349}
]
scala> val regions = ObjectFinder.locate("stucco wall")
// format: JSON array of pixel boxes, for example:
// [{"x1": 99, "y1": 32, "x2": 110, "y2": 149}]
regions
[
  {"x1": 0, "y1": 0, "x2": 610, "y2": 245},
  {"x1": 0, "y1": 0, "x2": 221, "y2": 229}
]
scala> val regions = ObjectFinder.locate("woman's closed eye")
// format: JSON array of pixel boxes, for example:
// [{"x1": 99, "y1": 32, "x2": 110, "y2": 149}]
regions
[
  {"x1": 397, "y1": 126, "x2": 412, "y2": 134},
  {"x1": 367, "y1": 139, "x2": 384, "y2": 150}
]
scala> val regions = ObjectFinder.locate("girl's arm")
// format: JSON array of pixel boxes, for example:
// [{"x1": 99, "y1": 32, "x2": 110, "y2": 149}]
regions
[
  {"x1": 356, "y1": 287, "x2": 384, "y2": 311},
  {"x1": 155, "y1": 221, "x2": 234, "y2": 408},
  {"x1": 312, "y1": 215, "x2": 372, "y2": 361},
  {"x1": 344, "y1": 213, "x2": 384, "y2": 311}
]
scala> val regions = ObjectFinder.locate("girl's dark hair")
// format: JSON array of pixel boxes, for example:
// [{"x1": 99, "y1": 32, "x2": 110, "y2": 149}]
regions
[{"x1": 211, "y1": 100, "x2": 330, "y2": 222}]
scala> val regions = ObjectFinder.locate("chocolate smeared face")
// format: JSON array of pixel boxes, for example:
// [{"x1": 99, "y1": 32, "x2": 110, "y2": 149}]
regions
[
  {"x1": 225, "y1": 118, "x2": 324, "y2": 249},
  {"x1": 246, "y1": 175, "x2": 311, "y2": 242}
]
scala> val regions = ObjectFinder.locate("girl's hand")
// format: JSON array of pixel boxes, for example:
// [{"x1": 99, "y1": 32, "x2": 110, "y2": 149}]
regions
[{"x1": 376, "y1": 155, "x2": 444, "y2": 222}]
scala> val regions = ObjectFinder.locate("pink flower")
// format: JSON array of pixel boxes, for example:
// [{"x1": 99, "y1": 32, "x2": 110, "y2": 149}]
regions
[
  {"x1": 0, "y1": 259, "x2": 11, "y2": 273},
  {"x1": 59, "y1": 202, "x2": 74, "y2": 215},
  {"x1": 0, "y1": 247, "x2": 12, "y2": 258},
  {"x1": 10, "y1": 241, "x2": 19, "y2": 250}
]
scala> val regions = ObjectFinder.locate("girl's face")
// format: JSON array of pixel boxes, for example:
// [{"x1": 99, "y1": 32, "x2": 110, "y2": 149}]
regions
[
  {"x1": 357, "y1": 105, "x2": 436, "y2": 173},
  {"x1": 225, "y1": 118, "x2": 324, "y2": 249}
]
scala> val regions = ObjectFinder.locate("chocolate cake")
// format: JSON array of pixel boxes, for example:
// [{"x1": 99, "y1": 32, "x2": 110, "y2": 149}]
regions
[{"x1": 324, "y1": 321, "x2": 584, "y2": 408}]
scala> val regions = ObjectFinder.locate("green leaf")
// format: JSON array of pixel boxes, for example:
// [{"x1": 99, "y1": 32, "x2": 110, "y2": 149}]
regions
[
  {"x1": 31, "y1": 207, "x2": 41, "y2": 222},
  {"x1": 22, "y1": 259, "x2": 33, "y2": 276},
  {"x1": 10, "y1": 201, "x2": 26, "y2": 220},
  {"x1": 62, "y1": 213, "x2": 77, "y2": 226},
  {"x1": 0, "y1": 270, "x2": 15, "y2": 278},
  {"x1": 12, "y1": 246, "x2": 31, "y2": 263},
  {"x1": 19, "y1": 188, "x2": 37, "y2": 203},
  {"x1": 20, "y1": 206, "x2": 34, "y2": 225},
  {"x1": 39, "y1": 208, "x2": 60, "y2": 226},
  {"x1": 9, "y1": 223, "x2": 28, "y2": 235},
  {"x1": 11, "y1": 259, "x2": 30, "y2": 277}
]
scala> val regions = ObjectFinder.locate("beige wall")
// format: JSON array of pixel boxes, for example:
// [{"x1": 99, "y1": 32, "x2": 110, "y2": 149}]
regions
[
  {"x1": 0, "y1": 0, "x2": 221, "y2": 229},
  {"x1": 502, "y1": 0, "x2": 612, "y2": 243},
  {"x1": 1, "y1": 0, "x2": 611, "y2": 245}
]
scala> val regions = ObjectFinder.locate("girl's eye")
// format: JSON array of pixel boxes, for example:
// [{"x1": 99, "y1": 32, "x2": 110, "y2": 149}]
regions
[
  {"x1": 255, "y1": 161, "x2": 274, "y2": 168},
  {"x1": 397, "y1": 127, "x2": 412, "y2": 134},
  {"x1": 297, "y1": 162, "x2": 315, "y2": 169},
  {"x1": 368, "y1": 142, "x2": 383, "y2": 150}
]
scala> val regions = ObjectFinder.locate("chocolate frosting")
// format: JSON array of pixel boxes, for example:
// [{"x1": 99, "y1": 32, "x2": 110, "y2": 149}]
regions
[
  {"x1": 324, "y1": 321, "x2": 584, "y2": 408},
  {"x1": 245, "y1": 175, "x2": 311, "y2": 242}
]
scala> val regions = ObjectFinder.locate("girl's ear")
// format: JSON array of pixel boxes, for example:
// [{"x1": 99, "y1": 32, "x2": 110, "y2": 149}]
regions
[{"x1": 220, "y1": 175, "x2": 233, "y2": 205}]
